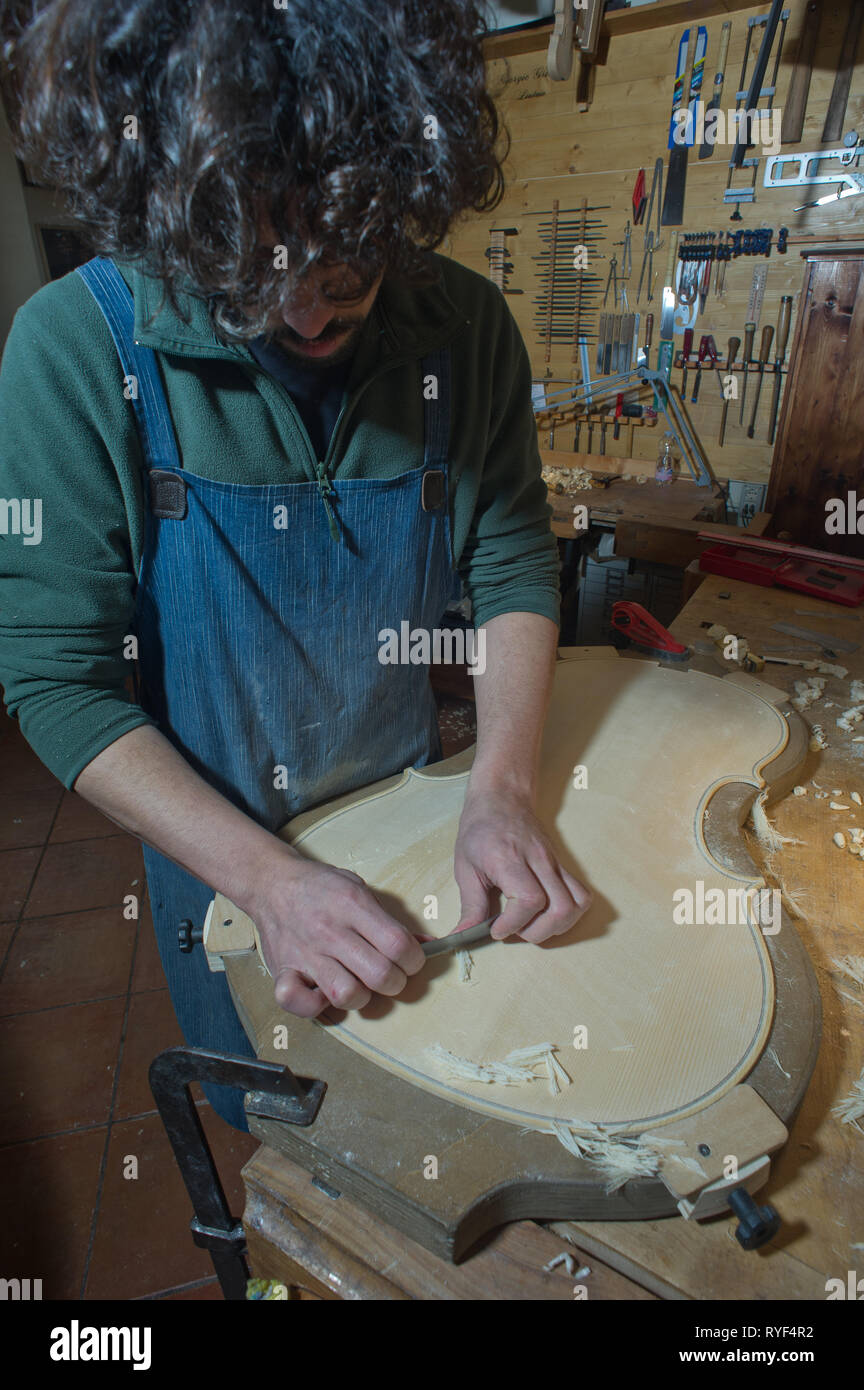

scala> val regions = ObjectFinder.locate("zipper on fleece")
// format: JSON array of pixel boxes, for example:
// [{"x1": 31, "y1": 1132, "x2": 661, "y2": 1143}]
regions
[{"x1": 314, "y1": 460, "x2": 340, "y2": 543}]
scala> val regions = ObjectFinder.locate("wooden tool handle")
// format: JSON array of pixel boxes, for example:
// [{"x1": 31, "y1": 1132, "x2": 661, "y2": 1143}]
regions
[
  {"x1": 742, "y1": 321, "x2": 756, "y2": 357},
  {"x1": 714, "y1": 20, "x2": 732, "y2": 83},
  {"x1": 775, "y1": 295, "x2": 792, "y2": 363},
  {"x1": 645, "y1": 312, "x2": 654, "y2": 349},
  {"x1": 758, "y1": 324, "x2": 774, "y2": 363},
  {"x1": 781, "y1": 0, "x2": 822, "y2": 144},
  {"x1": 727, "y1": 335, "x2": 740, "y2": 367}
]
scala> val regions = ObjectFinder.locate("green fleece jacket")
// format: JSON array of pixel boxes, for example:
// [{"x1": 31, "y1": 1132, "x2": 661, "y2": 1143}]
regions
[{"x1": 0, "y1": 252, "x2": 559, "y2": 790}]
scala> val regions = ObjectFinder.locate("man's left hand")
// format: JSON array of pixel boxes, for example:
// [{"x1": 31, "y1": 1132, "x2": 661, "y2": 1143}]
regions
[{"x1": 453, "y1": 786, "x2": 592, "y2": 944}]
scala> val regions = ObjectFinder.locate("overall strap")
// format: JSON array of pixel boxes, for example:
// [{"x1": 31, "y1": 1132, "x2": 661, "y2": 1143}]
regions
[
  {"x1": 420, "y1": 347, "x2": 451, "y2": 470},
  {"x1": 76, "y1": 256, "x2": 181, "y2": 473}
]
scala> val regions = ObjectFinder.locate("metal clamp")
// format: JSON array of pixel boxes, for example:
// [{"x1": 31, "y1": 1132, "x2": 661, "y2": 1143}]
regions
[{"x1": 149, "y1": 1046, "x2": 326, "y2": 1298}]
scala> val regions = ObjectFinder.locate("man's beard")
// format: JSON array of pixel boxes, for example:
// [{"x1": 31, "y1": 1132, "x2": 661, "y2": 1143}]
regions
[{"x1": 271, "y1": 316, "x2": 366, "y2": 368}]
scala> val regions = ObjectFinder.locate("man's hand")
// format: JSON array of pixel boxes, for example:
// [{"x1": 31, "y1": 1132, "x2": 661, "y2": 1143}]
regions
[
  {"x1": 247, "y1": 855, "x2": 426, "y2": 1018},
  {"x1": 454, "y1": 785, "x2": 592, "y2": 943}
]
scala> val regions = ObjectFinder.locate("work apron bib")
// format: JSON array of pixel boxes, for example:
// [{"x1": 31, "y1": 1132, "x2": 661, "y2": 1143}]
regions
[{"x1": 77, "y1": 256, "x2": 457, "y2": 1130}]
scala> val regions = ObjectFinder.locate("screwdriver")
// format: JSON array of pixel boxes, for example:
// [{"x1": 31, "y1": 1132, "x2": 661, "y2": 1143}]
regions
[
  {"x1": 738, "y1": 321, "x2": 756, "y2": 426},
  {"x1": 747, "y1": 325, "x2": 774, "y2": 439},
  {"x1": 719, "y1": 335, "x2": 740, "y2": 447},
  {"x1": 767, "y1": 296, "x2": 792, "y2": 445}
]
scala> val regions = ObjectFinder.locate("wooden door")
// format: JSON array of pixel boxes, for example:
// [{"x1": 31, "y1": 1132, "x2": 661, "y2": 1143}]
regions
[{"x1": 767, "y1": 251, "x2": 864, "y2": 558}]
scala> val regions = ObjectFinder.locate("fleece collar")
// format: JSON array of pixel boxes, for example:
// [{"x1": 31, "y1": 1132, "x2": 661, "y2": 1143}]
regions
[{"x1": 115, "y1": 253, "x2": 469, "y2": 371}]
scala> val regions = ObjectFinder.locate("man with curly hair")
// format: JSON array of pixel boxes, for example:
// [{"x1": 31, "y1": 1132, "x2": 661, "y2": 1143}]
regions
[{"x1": 0, "y1": 0, "x2": 590, "y2": 1130}]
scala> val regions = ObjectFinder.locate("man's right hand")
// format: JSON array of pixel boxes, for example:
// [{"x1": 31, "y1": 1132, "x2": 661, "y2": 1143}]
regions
[{"x1": 246, "y1": 855, "x2": 426, "y2": 1018}]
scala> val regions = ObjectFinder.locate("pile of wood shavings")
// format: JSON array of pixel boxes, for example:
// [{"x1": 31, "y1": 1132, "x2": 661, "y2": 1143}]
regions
[
  {"x1": 545, "y1": 1121, "x2": 707, "y2": 1195},
  {"x1": 542, "y1": 464, "x2": 594, "y2": 494},
  {"x1": 426, "y1": 1042, "x2": 571, "y2": 1096}
]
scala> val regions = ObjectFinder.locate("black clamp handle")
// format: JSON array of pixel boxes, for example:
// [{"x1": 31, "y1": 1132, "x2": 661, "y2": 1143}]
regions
[
  {"x1": 178, "y1": 918, "x2": 204, "y2": 953},
  {"x1": 728, "y1": 1186, "x2": 781, "y2": 1250}
]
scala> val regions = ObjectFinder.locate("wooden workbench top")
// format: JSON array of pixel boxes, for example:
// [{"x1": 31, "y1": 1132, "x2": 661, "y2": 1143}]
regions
[{"x1": 555, "y1": 574, "x2": 864, "y2": 1300}]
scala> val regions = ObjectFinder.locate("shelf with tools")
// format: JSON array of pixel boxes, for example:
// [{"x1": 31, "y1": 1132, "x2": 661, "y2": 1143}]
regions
[{"x1": 445, "y1": 0, "x2": 864, "y2": 506}]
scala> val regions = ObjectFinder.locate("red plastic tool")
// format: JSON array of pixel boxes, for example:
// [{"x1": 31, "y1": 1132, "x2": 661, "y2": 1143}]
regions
[
  {"x1": 610, "y1": 601, "x2": 690, "y2": 661},
  {"x1": 697, "y1": 532, "x2": 864, "y2": 607}
]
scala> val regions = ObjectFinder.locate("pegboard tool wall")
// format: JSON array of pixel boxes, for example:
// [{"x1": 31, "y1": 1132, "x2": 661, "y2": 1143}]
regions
[{"x1": 444, "y1": 0, "x2": 864, "y2": 487}]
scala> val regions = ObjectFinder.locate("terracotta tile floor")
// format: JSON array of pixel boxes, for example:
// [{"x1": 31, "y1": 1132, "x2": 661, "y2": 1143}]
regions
[
  {"x1": 0, "y1": 692, "x2": 477, "y2": 1302},
  {"x1": 0, "y1": 708, "x2": 257, "y2": 1301}
]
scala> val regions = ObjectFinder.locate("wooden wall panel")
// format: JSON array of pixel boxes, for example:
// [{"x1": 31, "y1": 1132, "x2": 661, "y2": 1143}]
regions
[
  {"x1": 444, "y1": 0, "x2": 864, "y2": 488},
  {"x1": 766, "y1": 252, "x2": 864, "y2": 553}
]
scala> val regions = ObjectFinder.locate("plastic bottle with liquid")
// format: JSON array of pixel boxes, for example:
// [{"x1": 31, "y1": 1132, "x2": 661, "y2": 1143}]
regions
[{"x1": 655, "y1": 432, "x2": 679, "y2": 487}]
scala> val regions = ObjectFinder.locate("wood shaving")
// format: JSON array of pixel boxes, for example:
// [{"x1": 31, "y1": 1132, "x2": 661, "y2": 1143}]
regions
[
  {"x1": 456, "y1": 949, "x2": 475, "y2": 984},
  {"x1": 791, "y1": 677, "x2": 825, "y2": 712},
  {"x1": 793, "y1": 785, "x2": 807, "y2": 796},
  {"x1": 832, "y1": 955, "x2": 864, "y2": 987},
  {"x1": 766, "y1": 1045, "x2": 791, "y2": 1079},
  {"x1": 544, "y1": 1122, "x2": 703, "y2": 1194},
  {"x1": 853, "y1": 793, "x2": 863, "y2": 806},
  {"x1": 543, "y1": 1252, "x2": 578, "y2": 1275},
  {"x1": 780, "y1": 886, "x2": 809, "y2": 920},
  {"x1": 750, "y1": 791, "x2": 805, "y2": 851},
  {"x1": 427, "y1": 1042, "x2": 570, "y2": 1091},
  {"x1": 817, "y1": 662, "x2": 848, "y2": 678},
  {"x1": 850, "y1": 681, "x2": 864, "y2": 703},
  {"x1": 838, "y1": 706, "x2": 864, "y2": 732},
  {"x1": 831, "y1": 802, "x2": 851, "y2": 810},
  {"x1": 809, "y1": 724, "x2": 828, "y2": 751},
  {"x1": 833, "y1": 1068, "x2": 864, "y2": 1132},
  {"x1": 837, "y1": 988, "x2": 864, "y2": 1013},
  {"x1": 834, "y1": 832, "x2": 847, "y2": 849}
]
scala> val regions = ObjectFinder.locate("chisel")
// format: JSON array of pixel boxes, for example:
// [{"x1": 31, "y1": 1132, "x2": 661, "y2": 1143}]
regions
[
  {"x1": 767, "y1": 296, "x2": 792, "y2": 444},
  {"x1": 719, "y1": 335, "x2": 740, "y2": 446},
  {"x1": 746, "y1": 324, "x2": 774, "y2": 438},
  {"x1": 642, "y1": 312, "x2": 654, "y2": 366},
  {"x1": 699, "y1": 22, "x2": 732, "y2": 159},
  {"x1": 738, "y1": 321, "x2": 756, "y2": 425}
]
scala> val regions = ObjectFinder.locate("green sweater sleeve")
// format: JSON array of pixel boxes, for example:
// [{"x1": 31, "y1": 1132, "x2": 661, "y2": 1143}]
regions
[
  {"x1": 455, "y1": 288, "x2": 561, "y2": 631},
  {"x1": 0, "y1": 276, "x2": 157, "y2": 789}
]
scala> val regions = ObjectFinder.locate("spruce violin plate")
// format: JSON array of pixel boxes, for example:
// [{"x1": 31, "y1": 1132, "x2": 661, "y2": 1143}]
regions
[{"x1": 279, "y1": 654, "x2": 793, "y2": 1135}]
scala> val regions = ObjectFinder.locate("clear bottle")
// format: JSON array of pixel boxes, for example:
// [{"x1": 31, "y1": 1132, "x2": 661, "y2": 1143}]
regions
[{"x1": 655, "y1": 432, "x2": 679, "y2": 486}]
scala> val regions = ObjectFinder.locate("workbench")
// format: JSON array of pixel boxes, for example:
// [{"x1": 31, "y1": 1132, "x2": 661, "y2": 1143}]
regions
[
  {"x1": 542, "y1": 573, "x2": 864, "y2": 1298},
  {"x1": 229, "y1": 573, "x2": 860, "y2": 1301}
]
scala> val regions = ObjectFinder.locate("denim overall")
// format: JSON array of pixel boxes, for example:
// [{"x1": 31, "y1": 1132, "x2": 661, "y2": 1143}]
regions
[{"x1": 77, "y1": 256, "x2": 457, "y2": 1130}]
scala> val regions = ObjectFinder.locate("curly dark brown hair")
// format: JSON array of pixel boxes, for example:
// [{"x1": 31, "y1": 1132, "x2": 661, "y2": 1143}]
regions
[{"x1": 2, "y1": 0, "x2": 506, "y2": 336}]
